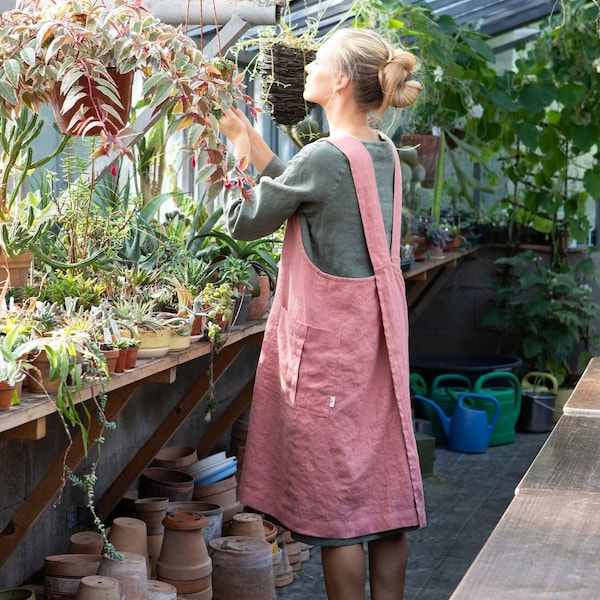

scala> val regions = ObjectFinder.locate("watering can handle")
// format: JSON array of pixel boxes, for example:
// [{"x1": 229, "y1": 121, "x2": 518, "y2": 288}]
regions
[
  {"x1": 431, "y1": 373, "x2": 472, "y2": 391},
  {"x1": 459, "y1": 393, "x2": 501, "y2": 425},
  {"x1": 521, "y1": 371, "x2": 558, "y2": 393},
  {"x1": 410, "y1": 373, "x2": 428, "y2": 395},
  {"x1": 474, "y1": 371, "x2": 521, "y2": 392}
]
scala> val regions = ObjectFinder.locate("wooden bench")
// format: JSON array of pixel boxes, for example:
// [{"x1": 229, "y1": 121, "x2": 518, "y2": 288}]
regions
[{"x1": 451, "y1": 357, "x2": 600, "y2": 598}]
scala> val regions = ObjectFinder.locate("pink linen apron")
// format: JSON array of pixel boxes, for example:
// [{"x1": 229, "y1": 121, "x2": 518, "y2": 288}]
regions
[{"x1": 239, "y1": 135, "x2": 426, "y2": 539}]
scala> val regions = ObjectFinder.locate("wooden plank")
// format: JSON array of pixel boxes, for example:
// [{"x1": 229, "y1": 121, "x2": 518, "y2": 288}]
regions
[
  {"x1": 516, "y1": 415, "x2": 600, "y2": 494},
  {"x1": 146, "y1": 367, "x2": 177, "y2": 384},
  {"x1": 451, "y1": 490, "x2": 600, "y2": 599},
  {"x1": 0, "y1": 382, "x2": 143, "y2": 567},
  {"x1": 196, "y1": 376, "x2": 255, "y2": 459},
  {"x1": 563, "y1": 358, "x2": 600, "y2": 417},
  {"x1": 0, "y1": 321, "x2": 267, "y2": 435},
  {"x1": 0, "y1": 418, "x2": 46, "y2": 441},
  {"x1": 96, "y1": 334, "x2": 263, "y2": 519}
]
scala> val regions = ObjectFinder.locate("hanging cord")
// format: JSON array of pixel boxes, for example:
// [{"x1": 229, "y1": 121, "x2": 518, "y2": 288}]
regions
[{"x1": 211, "y1": 0, "x2": 221, "y2": 56}]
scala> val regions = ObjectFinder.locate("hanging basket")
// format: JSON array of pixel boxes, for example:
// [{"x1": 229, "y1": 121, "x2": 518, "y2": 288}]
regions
[
  {"x1": 51, "y1": 68, "x2": 134, "y2": 137},
  {"x1": 259, "y1": 42, "x2": 316, "y2": 126}
]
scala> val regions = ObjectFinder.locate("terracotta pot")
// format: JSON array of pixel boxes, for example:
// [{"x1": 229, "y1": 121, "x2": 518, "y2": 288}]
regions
[
  {"x1": 146, "y1": 534, "x2": 163, "y2": 580},
  {"x1": 228, "y1": 513, "x2": 266, "y2": 541},
  {"x1": 0, "y1": 378, "x2": 22, "y2": 411},
  {"x1": 51, "y1": 69, "x2": 134, "y2": 137},
  {"x1": 208, "y1": 536, "x2": 275, "y2": 600},
  {"x1": 106, "y1": 517, "x2": 150, "y2": 577},
  {"x1": 96, "y1": 552, "x2": 148, "y2": 600},
  {"x1": 134, "y1": 497, "x2": 169, "y2": 535},
  {"x1": 100, "y1": 348, "x2": 120, "y2": 376},
  {"x1": 124, "y1": 346, "x2": 138, "y2": 370},
  {"x1": 147, "y1": 580, "x2": 177, "y2": 600},
  {"x1": 168, "y1": 502, "x2": 224, "y2": 544},
  {"x1": 44, "y1": 555, "x2": 102, "y2": 578},
  {"x1": 156, "y1": 512, "x2": 211, "y2": 583},
  {"x1": 27, "y1": 351, "x2": 61, "y2": 394},
  {"x1": 152, "y1": 446, "x2": 198, "y2": 470},
  {"x1": 0, "y1": 250, "x2": 33, "y2": 289},
  {"x1": 75, "y1": 576, "x2": 120, "y2": 600},
  {"x1": 139, "y1": 468, "x2": 194, "y2": 502},
  {"x1": 192, "y1": 475, "x2": 240, "y2": 521},
  {"x1": 68, "y1": 531, "x2": 104, "y2": 555},
  {"x1": 114, "y1": 349, "x2": 127, "y2": 373},
  {"x1": 247, "y1": 275, "x2": 271, "y2": 321}
]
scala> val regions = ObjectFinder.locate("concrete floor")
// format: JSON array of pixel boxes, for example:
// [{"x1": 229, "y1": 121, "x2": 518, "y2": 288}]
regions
[{"x1": 274, "y1": 431, "x2": 549, "y2": 600}]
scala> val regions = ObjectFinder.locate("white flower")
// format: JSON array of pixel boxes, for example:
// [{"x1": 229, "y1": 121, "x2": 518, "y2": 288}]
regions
[
  {"x1": 468, "y1": 103, "x2": 484, "y2": 119},
  {"x1": 433, "y1": 66, "x2": 444, "y2": 83}
]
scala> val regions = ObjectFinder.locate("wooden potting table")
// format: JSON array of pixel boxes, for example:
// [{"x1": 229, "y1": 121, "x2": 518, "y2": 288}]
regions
[
  {"x1": 451, "y1": 357, "x2": 600, "y2": 598},
  {"x1": 0, "y1": 320, "x2": 266, "y2": 569}
]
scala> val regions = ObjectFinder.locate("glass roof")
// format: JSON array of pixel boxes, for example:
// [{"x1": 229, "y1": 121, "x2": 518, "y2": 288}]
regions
[{"x1": 287, "y1": 0, "x2": 562, "y2": 49}]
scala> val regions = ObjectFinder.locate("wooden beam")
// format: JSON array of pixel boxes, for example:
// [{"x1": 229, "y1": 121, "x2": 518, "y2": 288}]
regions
[
  {"x1": 146, "y1": 367, "x2": 177, "y2": 384},
  {"x1": 0, "y1": 417, "x2": 46, "y2": 441},
  {"x1": 196, "y1": 376, "x2": 255, "y2": 459},
  {"x1": 96, "y1": 336, "x2": 262, "y2": 519}
]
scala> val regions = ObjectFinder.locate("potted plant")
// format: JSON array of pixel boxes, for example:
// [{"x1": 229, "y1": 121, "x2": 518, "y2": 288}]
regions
[
  {"x1": 0, "y1": 322, "x2": 34, "y2": 410},
  {"x1": 0, "y1": 0, "x2": 253, "y2": 201},
  {"x1": 194, "y1": 282, "x2": 235, "y2": 342},
  {"x1": 484, "y1": 249, "x2": 600, "y2": 387}
]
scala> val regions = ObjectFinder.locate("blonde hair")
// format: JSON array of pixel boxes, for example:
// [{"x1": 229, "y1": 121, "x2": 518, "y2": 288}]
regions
[{"x1": 329, "y1": 28, "x2": 422, "y2": 115}]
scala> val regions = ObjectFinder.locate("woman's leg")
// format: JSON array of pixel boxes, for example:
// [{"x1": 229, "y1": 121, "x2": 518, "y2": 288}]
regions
[
  {"x1": 367, "y1": 532, "x2": 409, "y2": 600},
  {"x1": 321, "y1": 543, "x2": 367, "y2": 600}
]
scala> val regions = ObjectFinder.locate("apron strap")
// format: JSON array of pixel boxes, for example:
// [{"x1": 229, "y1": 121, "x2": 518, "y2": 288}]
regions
[{"x1": 325, "y1": 135, "x2": 403, "y2": 270}]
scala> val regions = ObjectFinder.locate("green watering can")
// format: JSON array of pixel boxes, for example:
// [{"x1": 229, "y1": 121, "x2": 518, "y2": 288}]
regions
[
  {"x1": 421, "y1": 373, "x2": 472, "y2": 445},
  {"x1": 471, "y1": 371, "x2": 521, "y2": 446}
]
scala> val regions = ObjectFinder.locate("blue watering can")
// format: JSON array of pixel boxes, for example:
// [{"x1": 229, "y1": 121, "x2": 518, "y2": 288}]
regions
[{"x1": 415, "y1": 393, "x2": 500, "y2": 453}]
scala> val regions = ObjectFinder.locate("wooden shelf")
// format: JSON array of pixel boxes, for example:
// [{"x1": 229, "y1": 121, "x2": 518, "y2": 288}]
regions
[{"x1": 0, "y1": 320, "x2": 266, "y2": 436}]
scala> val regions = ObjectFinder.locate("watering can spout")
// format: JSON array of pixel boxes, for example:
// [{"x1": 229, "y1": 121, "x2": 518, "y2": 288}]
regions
[{"x1": 414, "y1": 395, "x2": 453, "y2": 439}]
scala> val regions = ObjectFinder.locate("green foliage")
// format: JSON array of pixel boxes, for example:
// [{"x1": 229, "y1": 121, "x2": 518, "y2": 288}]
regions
[
  {"x1": 484, "y1": 250, "x2": 600, "y2": 384},
  {"x1": 493, "y1": 0, "x2": 600, "y2": 251},
  {"x1": 37, "y1": 272, "x2": 105, "y2": 310}
]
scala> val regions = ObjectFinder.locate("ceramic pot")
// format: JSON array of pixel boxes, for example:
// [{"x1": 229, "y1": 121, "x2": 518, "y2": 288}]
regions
[
  {"x1": 168, "y1": 501, "x2": 224, "y2": 544},
  {"x1": 75, "y1": 576, "x2": 120, "y2": 600},
  {"x1": 134, "y1": 497, "x2": 169, "y2": 535},
  {"x1": 192, "y1": 474, "x2": 240, "y2": 521},
  {"x1": 68, "y1": 531, "x2": 104, "y2": 555},
  {"x1": 106, "y1": 517, "x2": 150, "y2": 577},
  {"x1": 27, "y1": 351, "x2": 60, "y2": 394},
  {"x1": 100, "y1": 348, "x2": 120, "y2": 376},
  {"x1": 139, "y1": 468, "x2": 194, "y2": 502},
  {"x1": 146, "y1": 534, "x2": 163, "y2": 580},
  {"x1": 247, "y1": 275, "x2": 271, "y2": 321},
  {"x1": 228, "y1": 513, "x2": 266, "y2": 541},
  {"x1": 0, "y1": 250, "x2": 33, "y2": 289},
  {"x1": 209, "y1": 536, "x2": 275, "y2": 600},
  {"x1": 152, "y1": 446, "x2": 198, "y2": 470},
  {"x1": 114, "y1": 349, "x2": 127, "y2": 374},
  {"x1": 0, "y1": 378, "x2": 22, "y2": 411},
  {"x1": 44, "y1": 554, "x2": 102, "y2": 578},
  {"x1": 97, "y1": 552, "x2": 148, "y2": 600},
  {"x1": 124, "y1": 346, "x2": 138, "y2": 370},
  {"x1": 147, "y1": 580, "x2": 177, "y2": 600},
  {"x1": 274, "y1": 531, "x2": 294, "y2": 588},
  {"x1": 156, "y1": 512, "x2": 211, "y2": 583},
  {"x1": 51, "y1": 68, "x2": 134, "y2": 137},
  {"x1": 168, "y1": 331, "x2": 191, "y2": 352}
]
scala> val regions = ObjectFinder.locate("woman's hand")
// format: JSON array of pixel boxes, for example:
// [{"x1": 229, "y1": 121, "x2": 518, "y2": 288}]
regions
[{"x1": 219, "y1": 107, "x2": 275, "y2": 173}]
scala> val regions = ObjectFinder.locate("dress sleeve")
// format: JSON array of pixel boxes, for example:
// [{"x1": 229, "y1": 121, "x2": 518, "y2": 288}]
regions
[{"x1": 224, "y1": 141, "x2": 344, "y2": 241}]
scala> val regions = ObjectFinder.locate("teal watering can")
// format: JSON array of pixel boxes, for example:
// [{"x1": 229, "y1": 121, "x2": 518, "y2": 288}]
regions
[
  {"x1": 422, "y1": 374, "x2": 472, "y2": 445},
  {"x1": 415, "y1": 393, "x2": 500, "y2": 453},
  {"x1": 472, "y1": 371, "x2": 521, "y2": 446}
]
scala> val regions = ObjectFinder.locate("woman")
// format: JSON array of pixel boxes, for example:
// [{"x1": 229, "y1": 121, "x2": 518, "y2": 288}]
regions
[{"x1": 220, "y1": 27, "x2": 426, "y2": 600}]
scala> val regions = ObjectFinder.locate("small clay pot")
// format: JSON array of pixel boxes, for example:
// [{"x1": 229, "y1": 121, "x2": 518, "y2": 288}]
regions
[
  {"x1": 151, "y1": 445, "x2": 198, "y2": 470},
  {"x1": 106, "y1": 517, "x2": 150, "y2": 576},
  {"x1": 75, "y1": 576, "x2": 120, "y2": 600},
  {"x1": 139, "y1": 468, "x2": 194, "y2": 502},
  {"x1": 228, "y1": 513, "x2": 266, "y2": 541},
  {"x1": 68, "y1": 531, "x2": 104, "y2": 555},
  {"x1": 134, "y1": 497, "x2": 169, "y2": 535},
  {"x1": 97, "y1": 552, "x2": 148, "y2": 600}
]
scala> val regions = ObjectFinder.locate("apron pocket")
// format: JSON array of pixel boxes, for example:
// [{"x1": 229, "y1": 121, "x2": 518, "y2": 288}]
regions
[{"x1": 278, "y1": 306, "x2": 340, "y2": 418}]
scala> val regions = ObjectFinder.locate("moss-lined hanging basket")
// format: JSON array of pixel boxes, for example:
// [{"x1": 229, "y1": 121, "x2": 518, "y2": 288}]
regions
[{"x1": 259, "y1": 42, "x2": 317, "y2": 126}]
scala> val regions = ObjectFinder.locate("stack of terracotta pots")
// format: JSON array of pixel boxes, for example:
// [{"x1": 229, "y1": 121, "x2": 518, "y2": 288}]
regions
[
  {"x1": 134, "y1": 497, "x2": 169, "y2": 578},
  {"x1": 44, "y1": 554, "x2": 102, "y2": 600},
  {"x1": 156, "y1": 511, "x2": 212, "y2": 600}
]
